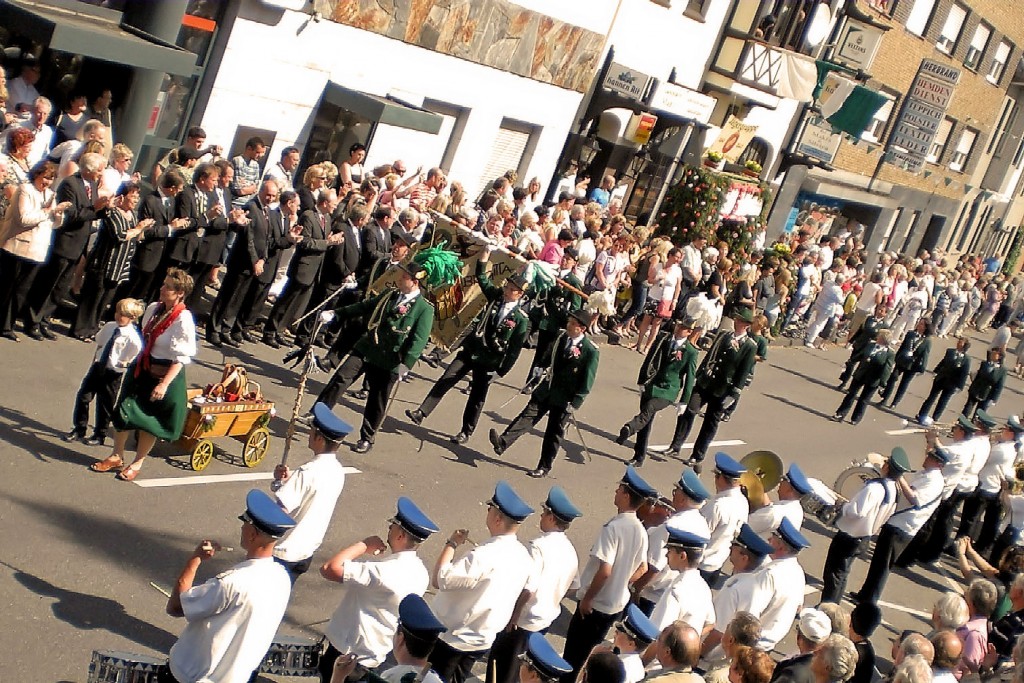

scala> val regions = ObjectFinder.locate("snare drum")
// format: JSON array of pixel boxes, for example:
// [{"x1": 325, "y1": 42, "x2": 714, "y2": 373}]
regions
[
  {"x1": 88, "y1": 650, "x2": 167, "y2": 683},
  {"x1": 258, "y1": 635, "x2": 323, "y2": 677}
]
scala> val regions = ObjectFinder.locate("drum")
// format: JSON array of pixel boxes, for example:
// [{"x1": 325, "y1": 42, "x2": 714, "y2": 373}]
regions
[
  {"x1": 87, "y1": 650, "x2": 166, "y2": 683},
  {"x1": 257, "y1": 635, "x2": 323, "y2": 677},
  {"x1": 800, "y1": 477, "x2": 843, "y2": 527}
]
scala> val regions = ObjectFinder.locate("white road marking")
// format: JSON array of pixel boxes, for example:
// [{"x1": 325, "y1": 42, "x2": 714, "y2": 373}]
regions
[
  {"x1": 885, "y1": 428, "x2": 926, "y2": 435},
  {"x1": 877, "y1": 599, "x2": 931, "y2": 619},
  {"x1": 134, "y1": 467, "x2": 363, "y2": 488},
  {"x1": 649, "y1": 440, "x2": 746, "y2": 452},
  {"x1": 804, "y1": 585, "x2": 819, "y2": 595}
]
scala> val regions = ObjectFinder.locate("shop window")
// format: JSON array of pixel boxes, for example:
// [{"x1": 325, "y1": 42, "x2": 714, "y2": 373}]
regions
[
  {"x1": 935, "y1": 4, "x2": 966, "y2": 55},
  {"x1": 949, "y1": 128, "x2": 977, "y2": 172},
  {"x1": 904, "y1": 0, "x2": 936, "y2": 37},
  {"x1": 737, "y1": 137, "x2": 771, "y2": 168},
  {"x1": 925, "y1": 118, "x2": 954, "y2": 164},
  {"x1": 988, "y1": 41, "x2": 1012, "y2": 84},
  {"x1": 964, "y1": 22, "x2": 991, "y2": 70}
]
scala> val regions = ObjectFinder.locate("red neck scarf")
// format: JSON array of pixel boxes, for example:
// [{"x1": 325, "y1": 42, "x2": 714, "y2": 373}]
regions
[{"x1": 135, "y1": 302, "x2": 186, "y2": 377}]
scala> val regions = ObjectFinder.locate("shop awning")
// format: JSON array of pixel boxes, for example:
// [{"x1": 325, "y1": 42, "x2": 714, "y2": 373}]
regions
[
  {"x1": 0, "y1": 0, "x2": 196, "y2": 76},
  {"x1": 323, "y1": 82, "x2": 443, "y2": 135}
]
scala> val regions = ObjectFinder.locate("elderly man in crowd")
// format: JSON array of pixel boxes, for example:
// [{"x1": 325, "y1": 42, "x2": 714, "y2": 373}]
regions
[
  {"x1": 929, "y1": 631, "x2": 962, "y2": 683},
  {"x1": 810, "y1": 634, "x2": 859, "y2": 683}
]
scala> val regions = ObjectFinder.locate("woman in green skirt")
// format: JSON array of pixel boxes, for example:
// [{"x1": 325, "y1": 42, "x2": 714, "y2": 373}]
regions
[{"x1": 90, "y1": 267, "x2": 197, "y2": 481}]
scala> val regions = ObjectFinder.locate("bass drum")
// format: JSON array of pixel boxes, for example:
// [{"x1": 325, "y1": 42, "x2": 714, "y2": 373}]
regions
[{"x1": 833, "y1": 465, "x2": 882, "y2": 501}]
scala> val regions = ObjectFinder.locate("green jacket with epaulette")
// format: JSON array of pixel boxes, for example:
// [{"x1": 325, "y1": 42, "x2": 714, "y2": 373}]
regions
[
  {"x1": 537, "y1": 273, "x2": 584, "y2": 332},
  {"x1": 695, "y1": 330, "x2": 758, "y2": 399},
  {"x1": 534, "y1": 334, "x2": 599, "y2": 409},
  {"x1": 462, "y1": 262, "x2": 530, "y2": 376},
  {"x1": 638, "y1": 332, "x2": 698, "y2": 403},
  {"x1": 342, "y1": 289, "x2": 434, "y2": 371}
]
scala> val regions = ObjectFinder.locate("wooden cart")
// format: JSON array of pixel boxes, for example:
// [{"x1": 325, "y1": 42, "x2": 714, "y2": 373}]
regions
[{"x1": 177, "y1": 389, "x2": 275, "y2": 471}]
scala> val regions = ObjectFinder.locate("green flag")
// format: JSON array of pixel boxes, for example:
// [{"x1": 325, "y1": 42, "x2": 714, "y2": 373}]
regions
[{"x1": 826, "y1": 85, "x2": 889, "y2": 138}]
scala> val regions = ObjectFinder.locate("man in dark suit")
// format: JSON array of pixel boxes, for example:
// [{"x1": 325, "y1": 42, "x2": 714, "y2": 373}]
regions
[
  {"x1": 129, "y1": 169, "x2": 187, "y2": 303},
  {"x1": 878, "y1": 318, "x2": 932, "y2": 407},
  {"x1": 169, "y1": 161, "x2": 221, "y2": 295},
  {"x1": 916, "y1": 336, "x2": 971, "y2": 424},
  {"x1": 963, "y1": 347, "x2": 1008, "y2": 419},
  {"x1": 263, "y1": 189, "x2": 343, "y2": 348},
  {"x1": 186, "y1": 159, "x2": 236, "y2": 312},
  {"x1": 832, "y1": 329, "x2": 895, "y2": 425},
  {"x1": 838, "y1": 302, "x2": 888, "y2": 389},
  {"x1": 362, "y1": 206, "x2": 394, "y2": 271},
  {"x1": 489, "y1": 309, "x2": 600, "y2": 478},
  {"x1": 26, "y1": 152, "x2": 110, "y2": 339}
]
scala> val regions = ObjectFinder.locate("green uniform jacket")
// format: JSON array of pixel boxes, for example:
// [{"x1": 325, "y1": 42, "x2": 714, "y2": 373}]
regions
[
  {"x1": 638, "y1": 332, "x2": 698, "y2": 403},
  {"x1": 463, "y1": 262, "x2": 530, "y2": 376},
  {"x1": 695, "y1": 329, "x2": 758, "y2": 399},
  {"x1": 852, "y1": 342, "x2": 895, "y2": 389},
  {"x1": 933, "y1": 348, "x2": 971, "y2": 389},
  {"x1": 969, "y1": 360, "x2": 1007, "y2": 402},
  {"x1": 850, "y1": 316, "x2": 888, "y2": 362},
  {"x1": 534, "y1": 334, "x2": 600, "y2": 409},
  {"x1": 537, "y1": 272, "x2": 584, "y2": 332},
  {"x1": 894, "y1": 331, "x2": 931, "y2": 373},
  {"x1": 342, "y1": 289, "x2": 434, "y2": 371}
]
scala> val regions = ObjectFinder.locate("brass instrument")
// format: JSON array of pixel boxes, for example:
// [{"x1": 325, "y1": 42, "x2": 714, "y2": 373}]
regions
[
  {"x1": 1009, "y1": 462, "x2": 1024, "y2": 495},
  {"x1": 738, "y1": 450, "x2": 784, "y2": 509}
]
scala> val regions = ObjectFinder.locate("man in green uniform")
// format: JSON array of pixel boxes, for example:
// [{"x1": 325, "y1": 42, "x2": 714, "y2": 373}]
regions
[
  {"x1": 406, "y1": 246, "x2": 530, "y2": 444},
  {"x1": 668, "y1": 309, "x2": 758, "y2": 471},
  {"x1": 832, "y1": 329, "x2": 895, "y2": 425},
  {"x1": 962, "y1": 347, "x2": 1008, "y2": 419},
  {"x1": 313, "y1": 260, "x2": 434, "y2": 454},
  {"x1": 616, "y1": 317, "x2": 701, "y2": 466},
  {"x1": 529, "y1": 248, "x2": 584, "y2": 377},
  {"x1": 916, "y1": 336, "x2": 971, "y2": 425},
  {"x1": 838, "y1": 302, "x2": 888, "y2": 390},
  {"x1": 489, "y1": 309, "x2": 599, "y2": 478}
]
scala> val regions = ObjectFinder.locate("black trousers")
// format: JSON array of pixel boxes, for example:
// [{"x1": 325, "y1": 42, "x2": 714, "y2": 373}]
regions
[
  {"x1": 977, "y1": 494, "x2": 1006, "y2": 555},
  {"x1": 858, "y1": 524, "x2": 912, "y2": 604},
  {"x1": 157, "y1": 665, "x2": 180, "y2": 683},
  {"x1": 241, "y1": 279, "x2": 273, "y2": 329},
  {"x1": 72, "y1": 271, "x2": 121, "y2": 338},
  {"x1": 297, "y1": 281, "x2": 344, "y2": 342},
  {"x1": 419, "y1": 355, "x2": 495, "y2": 435},
  {"x1": 633, "y1": 597, "x2": 657, "y2": 616},
  {"x1": 918, "y1": 381, "x2": 958, "y2": 422},
  {"x1": 839, "y1": 354, "x2": 857, "y2": 385},
  {"x1": 501, "y1": 398, "x2": 571, "y2": 472},
  {"x1": 317, "y1": 642, "x2": 346, "y2": 683},
  {"x1": 879, "y1": 368, "x2": 917, "y2": 406},
  {"x1": 958, "y1": 490, "x2": 1000, "y2": 542},
  {"x1": 624, "y1": 395, "x2": 673, "y2": 462},
  {"x1": 915, "y1": 493, "x2": 966, "y2": 563},
  {"x1": 273, "y1": 555, "x2": 312, "y2": 586},
  {"x1": 820, "y1": 530, "x2": 867, "y2": 604},
  {"x1": 265, "y1": 280, "x2": 313, "y2": 337},
  {"x1": 670, "y1": 390, "x2": 728, "y2": 462},
  {"x1": 28, "y1": 254, "x2": 78, "y2": 325},
  {"x1": 962, "y1": 397, "x2": 991, "y2": 421},
  {"x1": 428, "y1": 639, "x2": 488, "y2": 683},
  {"x1": 560, "y1": 607, "x2": 620, "y2": 683},
  {"x1": 185, "y1": 262, "x2": 216, "y2": 313},
  {"x1": 530, "y1": 327, "x2": 560, "y2": 373},
  {"x1": 208, "y1": 268, "x2": 255, "y2": 336},
  {"x1": 72, "y1": 363, "x2": 123, "y2": 436},
  {"x1": 836, "y1": 378, "x2": 877, "y2": 423},
  {"x1": 0, "y1": 251, "x2": 42, "y2": 334},
  {"x1": 315, "y1": 354, "x2": 396, "y2": 443},
  {"x1": 486, "y1": 627, "x2": 532, "y2": 683}
]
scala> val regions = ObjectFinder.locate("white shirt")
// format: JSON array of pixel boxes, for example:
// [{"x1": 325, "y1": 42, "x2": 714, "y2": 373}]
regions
[
  {"x1": 169, "y1": 557, "x2": 291, "y2": 683},
  {"x1": 650, "y1": 263, "x2": 683, "y2": 303},
  {"x1": 325, "y1": 550, "x2": 430, "y2": 666},
  {"x1": 93, "y1": 321, "x2": 143, "y2": 373},
  {"x1": 956, "y1": 436, "x2": 992, "y2": 494},
  {"x1": 381, "y1": 664, "x2": 443, "y2": 683},
  {"x1": 575, "y1": 238, "x2": 597, "y2": 281},
  {"x1": 621, "y1": 652, "x2": 646, "y2": 683},
  {"x1": 747, "y1": 500, "x2": 803, "y2": 538},
  {"x1": 836, "y1": 478, "x2": 898, "y2": 538},
  {"x1": 518, "y1": 531, "x2": 580, "y2": 631},
  {"x1": 578, "y1": 512, "x2": 648, "y2": 614},
  {"x1": 756, "y1": 555, "x2": 806, "y2": 650},
  {"x1": 939, "y1": 440, "x2": 974, "y2": 499},
  {"x1": 7, "y1": 76, "x2": 40, "y2": 112},
  {"x1": 709, "y1": 567, "x2": 770, "y2": 662},
  {"x1": 273, "y1": 452, "x2": 346, "y2": 562},
  {"x1": 640, "y1": 509, "x2": 710, "y2": 603},
  {"x1": 979, "y1": 442, "x2": 1017, "y2": 495},
  {"x1": 433, "y1": 534, "x2": 531, "y2": 651},
  {"x1": 700, "y1": 488, "x2": 749, "y2": 572},
  {"x1": 887, "y1": 469, "x2": 946, "y2": 535},
  {"x1": 649, "y1": 568, "x2": 715, "y2": 633},
  {"x1": 16, "y1": 120, "x2": 53, "y2": 166},
  {"x1": 141, "y1": 302, "x2": 197, "y2": 364},
  {"x1": 857, "y1": 282, "x2": 883, "y2": 312},
  {"x1": 681, "y1": 245, "x2": 702, "y2": 283},
  {"x1": 264, "y1": 162, "x2": 294, "y2": 192}
]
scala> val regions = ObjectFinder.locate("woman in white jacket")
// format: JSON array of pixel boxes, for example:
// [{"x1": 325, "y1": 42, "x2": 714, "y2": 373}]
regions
[{"x1": 0, "y1": 160, "x2": 70, "y2": 341}]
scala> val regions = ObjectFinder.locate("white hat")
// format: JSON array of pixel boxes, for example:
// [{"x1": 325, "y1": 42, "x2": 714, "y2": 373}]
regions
[{"x1": 797, "y1": 608, "x2": 832, "y2": 643}]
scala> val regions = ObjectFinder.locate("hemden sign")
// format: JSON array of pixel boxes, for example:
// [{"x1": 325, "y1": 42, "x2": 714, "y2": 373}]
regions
[{"x1": 887, "y1": 59, "x2": 961, "y2": 172}]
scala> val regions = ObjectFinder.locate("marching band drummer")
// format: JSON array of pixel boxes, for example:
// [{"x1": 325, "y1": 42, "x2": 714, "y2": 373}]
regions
[
  {"x1": 819, "y1": 447, "x2": 907, "y2": 604},
  {"x1": 318, "y1": 496, "x2": 439, "y2": 681},
  {"x1": 164, "y1": 490, "x2": 296, "y2": 683},
  {"x1": 748, "y1": 464, "x2": 812, "y2": 537}
]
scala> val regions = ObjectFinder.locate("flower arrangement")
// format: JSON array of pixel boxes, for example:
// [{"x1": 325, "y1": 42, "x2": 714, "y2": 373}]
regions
[
  {"x1": 744, "y1": 160, "x2": 762, "y2": 173},
  {"x1": 705, "y1": 151, "x2": 724, "y2": 162},
  {"x1": 569, "y1": 346, "x2": 581, "y2": 358},
  {"x1": 201, "y1": 414, "x2": 217, "y2": 433}
]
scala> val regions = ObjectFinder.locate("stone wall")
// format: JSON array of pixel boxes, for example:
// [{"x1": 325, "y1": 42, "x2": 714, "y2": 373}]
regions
[{"x1": 320, "y1": 0, "x2": 606, "y2": 92}]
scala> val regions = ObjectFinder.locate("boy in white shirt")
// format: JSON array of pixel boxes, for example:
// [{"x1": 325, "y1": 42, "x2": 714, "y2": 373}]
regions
[{"x1": 64, "y1": 298, "x2": 144, "y2": 446}]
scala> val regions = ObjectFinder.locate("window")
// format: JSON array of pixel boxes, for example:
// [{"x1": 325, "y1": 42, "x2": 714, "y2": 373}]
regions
[
  {"x1": 860, "y1": 93, "x2": 897, "y2": 143},
  {"x1": 905, "y1": 0, "x2": 936, "y2": 37},
  {"x1": 988, "y1": 41, "x2": 1012, "y2": 83},
  {"x1": 964, "y1": 22, "x2": 991, "y2": 70},
  {"x1": 926, "y1": 117, "x2": 954, "y2": 163},
  {"x1": 684, "y1": 0, "x2": 710, "y2": 19},
  {"x1": 476, "y1": 118, "x2": 538, "y2": 198},
  {"x1": 1013, "y1": 137, "x2": 1024, "y2": 167},
  {"x1": 936, "y1": 4, "x2": 967, "y2": 54},
  {"x1": 988, "y1": 99, "x2": 1015, "y2": 154},
  {"x1": 949, "y1": 128, "x2": 977, "y2": 172}
]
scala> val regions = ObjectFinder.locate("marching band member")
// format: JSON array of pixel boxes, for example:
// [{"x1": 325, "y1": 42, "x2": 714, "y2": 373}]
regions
[
  {"x1": 489, "y1": 308, "x2": 599, "y2": 479},
  {"x1": 647, "y1": 528, "x2": 714, "y2": 636},
  {"x1": 614, "y1": 605, "x2": 660, "y2": 683},
  {"x1": 960, "y1": 415, "x2": 1021, "y2": 554},
  {"x1": 878, "y1": 318, "x2": 932, "y2": 408},
  {"x1": 819, "y1": 447, "x2": 907, "y2": 603},
  {"x1": 529, "y1": 247, "x2": 584, "y2": 376},
  {"x1": 953, "y1": 411, "x2": 998, "y2": 541},
  {"x1": 748, "y1": 464, "x2": 811, "y2": 537},
  {"x1": 617, "y1": 317, "x2": 701, "y2": 467},
  {"x1": 429, "y1": 481, "x2": 533, "y2": 683},
  {"x1": 756, "y1": 518, "x2": 810, "y2": 650},
  {"x1": 318, "y1": 497, "x2": 439, "y2": 679},
  {"x1": 962, "y1": 347, "x2": 1008, "y2": 420},
  {"x1": 519, "y1": 633, "x2": 573, "y2": 683},
  {"x1": 407, "y1": 248, "x2": 530, "y2": 444},
  {"x1": 560, "y1": 467, "x2": 655, "y2": 683},
  {"x1": 164, "y1": 490, "x2": 296, "y2": 683},
  {"x1": 832, "y1": 329, "x2": 894, "y2": 425},
  {"x1": 699, "y1": 454, "x2": 751, "y2": 587},
  {"x1": 838, "y1": 303, "x2": 888, "y2": 390}
]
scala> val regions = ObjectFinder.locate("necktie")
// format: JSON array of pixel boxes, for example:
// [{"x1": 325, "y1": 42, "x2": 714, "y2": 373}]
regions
[
  {"x1": 85, "y1": 183, "x2": 92, "y2": 201},
  {"x1": 98, "y1": 330, "x2": 120, "y2": 368},
  {"x1": 320, "y1": 214, "x2": 326, "y2": 232},
  {"x1": 197, "y1": 190, "x2": 206, "y2": 214}
]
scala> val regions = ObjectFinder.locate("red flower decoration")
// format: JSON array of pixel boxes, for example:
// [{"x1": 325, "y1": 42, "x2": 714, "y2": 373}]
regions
[
  {"x1": 570, "y1": 346, "x2": 581, "y2": 358},
  {"x1": 504, "y1": 318, "x2": 517, "y2": 329},
  {"x1": 397, "y1": 304, "x2": 409, "y2": 315},
  {"x1": 673, "y1": 350, "x2": 683, "y2": 361}
]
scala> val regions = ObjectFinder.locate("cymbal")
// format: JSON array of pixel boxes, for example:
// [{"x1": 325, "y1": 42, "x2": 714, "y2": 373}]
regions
[
  {"x1": 738, "y1": 471, "x2": 765, "y2": 509},
  {"x1": 740, "y1": 450, "x2": 784, "y2": 491}
]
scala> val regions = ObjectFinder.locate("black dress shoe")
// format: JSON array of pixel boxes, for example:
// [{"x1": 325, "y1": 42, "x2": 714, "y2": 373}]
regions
[
  {"x1": 630, "y1": 455, "x2": 645, "y2": 467},
  {"x1": 84, "y1": 434, "x2": 106, "y2": 447},
  {"x1": 451, "y1": 432, "x2": 470, "y2": 444},
  {"x1": 352, "y1": 389, "x2": 369, "y2": 400},
  {"x1": 615, "y1": 425, "x2": 630, "y2": 446},
  {"x1": 240, "y1": 329, "x2": 258, "y2": 343},
  {"x1": 62, "y1": 429, "x2": 85, "y2": 443},
  {"x1": 26, "y1": 326, "x2": 44, "y2": 341},
  {"x1": 207, "y1": 331, "x2": 223, "y2": 348},
  {"x1": 528, "y1": 468, "x2": 550, "y2": 478},
  {"x1": 406, "y1": 409, "x2": 425, "y2": 426},
  {"x1": 830, "y1": 414, "x2": 843, "y2": 422},
  {"x1": 263, "y1": 335, "x2": 281, "y2": 349},
  {"x1": 352, "y1": 439, "x2": 372, "y2": 454},
  {"x1": 1, "y1": 330, "x2": 18, "y2": 341},
  {"x1": 38, "y1": 325, "x2": 57, "y2": 340},
  {"x1": 488, "y1": 428, "x2": 505, "y2": 456}
]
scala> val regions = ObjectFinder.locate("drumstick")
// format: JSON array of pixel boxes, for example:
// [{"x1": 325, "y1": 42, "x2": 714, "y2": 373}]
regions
[
  {"x1": 201, "y1": 542, "x2": 235, "y2": 552},
  {"x1": 149, "y1": 582, "x2": 172, "y2": 598}
]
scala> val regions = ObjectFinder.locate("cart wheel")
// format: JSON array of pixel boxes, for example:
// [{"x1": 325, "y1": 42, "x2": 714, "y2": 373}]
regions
[
  {"x1": 191, "y1": 439, "x2": 215, "y2": 471},
  {"x1": 242, "y1": 427, "x2": 270, "y2": 468}
]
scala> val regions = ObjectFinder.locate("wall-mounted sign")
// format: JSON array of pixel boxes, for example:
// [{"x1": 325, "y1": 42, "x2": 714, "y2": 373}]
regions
[
  {"x1": 602, "y1": 62, "x2": 653, "y2": 102},
  {"x1": 647, "y1": 81, "x2": 717, "y2": 124},
  {"x1": 706, "y1": 115, "x2": 759, "y2": 164},
  {"x1": 834, "y1": 19, "x2": 884, "y2": 70},
  {"x1": 887, "y1": 59, "x2": 961, "y2": 172},
  {"x1": 625, "y1": 113, "x2": 658, "y2": 145},
  {"x1": 796, "y1": 114, "x2": 843, "y2": 164}
]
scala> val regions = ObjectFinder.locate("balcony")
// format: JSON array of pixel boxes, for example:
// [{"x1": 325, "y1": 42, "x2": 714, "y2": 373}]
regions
[{"x1": 707, "y1": 36, "x2": 787, "y2": 108}]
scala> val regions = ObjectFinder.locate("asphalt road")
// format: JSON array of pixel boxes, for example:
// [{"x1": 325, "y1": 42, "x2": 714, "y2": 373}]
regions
[{"x1": 1, "y1": 316, "x2": 1019, "y2": 682}]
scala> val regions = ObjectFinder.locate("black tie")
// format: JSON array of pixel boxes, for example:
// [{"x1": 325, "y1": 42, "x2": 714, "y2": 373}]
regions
[{"x1": 98, "y1": 331, "x2": 120, "y2": 368}]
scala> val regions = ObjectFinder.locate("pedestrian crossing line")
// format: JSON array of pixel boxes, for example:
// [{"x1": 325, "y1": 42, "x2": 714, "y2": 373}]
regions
[
  {"x1": 885, "y1": 428, "x2": 926, "y2": 436},
  {"x1": 876, "y1": 599, "x2": 931, "y2": 619},
  {"x1": 133, "y1": 467, "x2": 363, "y2": 488},
  {"x1": 649, "y1": 440, "x2": 746, "y2": 452}
]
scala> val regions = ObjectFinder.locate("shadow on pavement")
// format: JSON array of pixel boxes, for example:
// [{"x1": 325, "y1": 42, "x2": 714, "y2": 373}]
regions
[
  {"x1": 0, "y1": 405, "x2": 98, "y2": 467},
  {"x1": 762, "y1": 393, "x2": 837, "y2": 421}
]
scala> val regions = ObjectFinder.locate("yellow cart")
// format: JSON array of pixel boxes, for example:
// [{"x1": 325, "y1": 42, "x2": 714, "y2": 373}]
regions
[{"x1": 177, "y1": 389, "x2": 275, "y2": 471}]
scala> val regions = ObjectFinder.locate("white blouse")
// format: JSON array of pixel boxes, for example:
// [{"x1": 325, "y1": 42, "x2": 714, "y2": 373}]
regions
[{"x1": 141, "y1": 302, "x2": 197, "y2": 364}]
